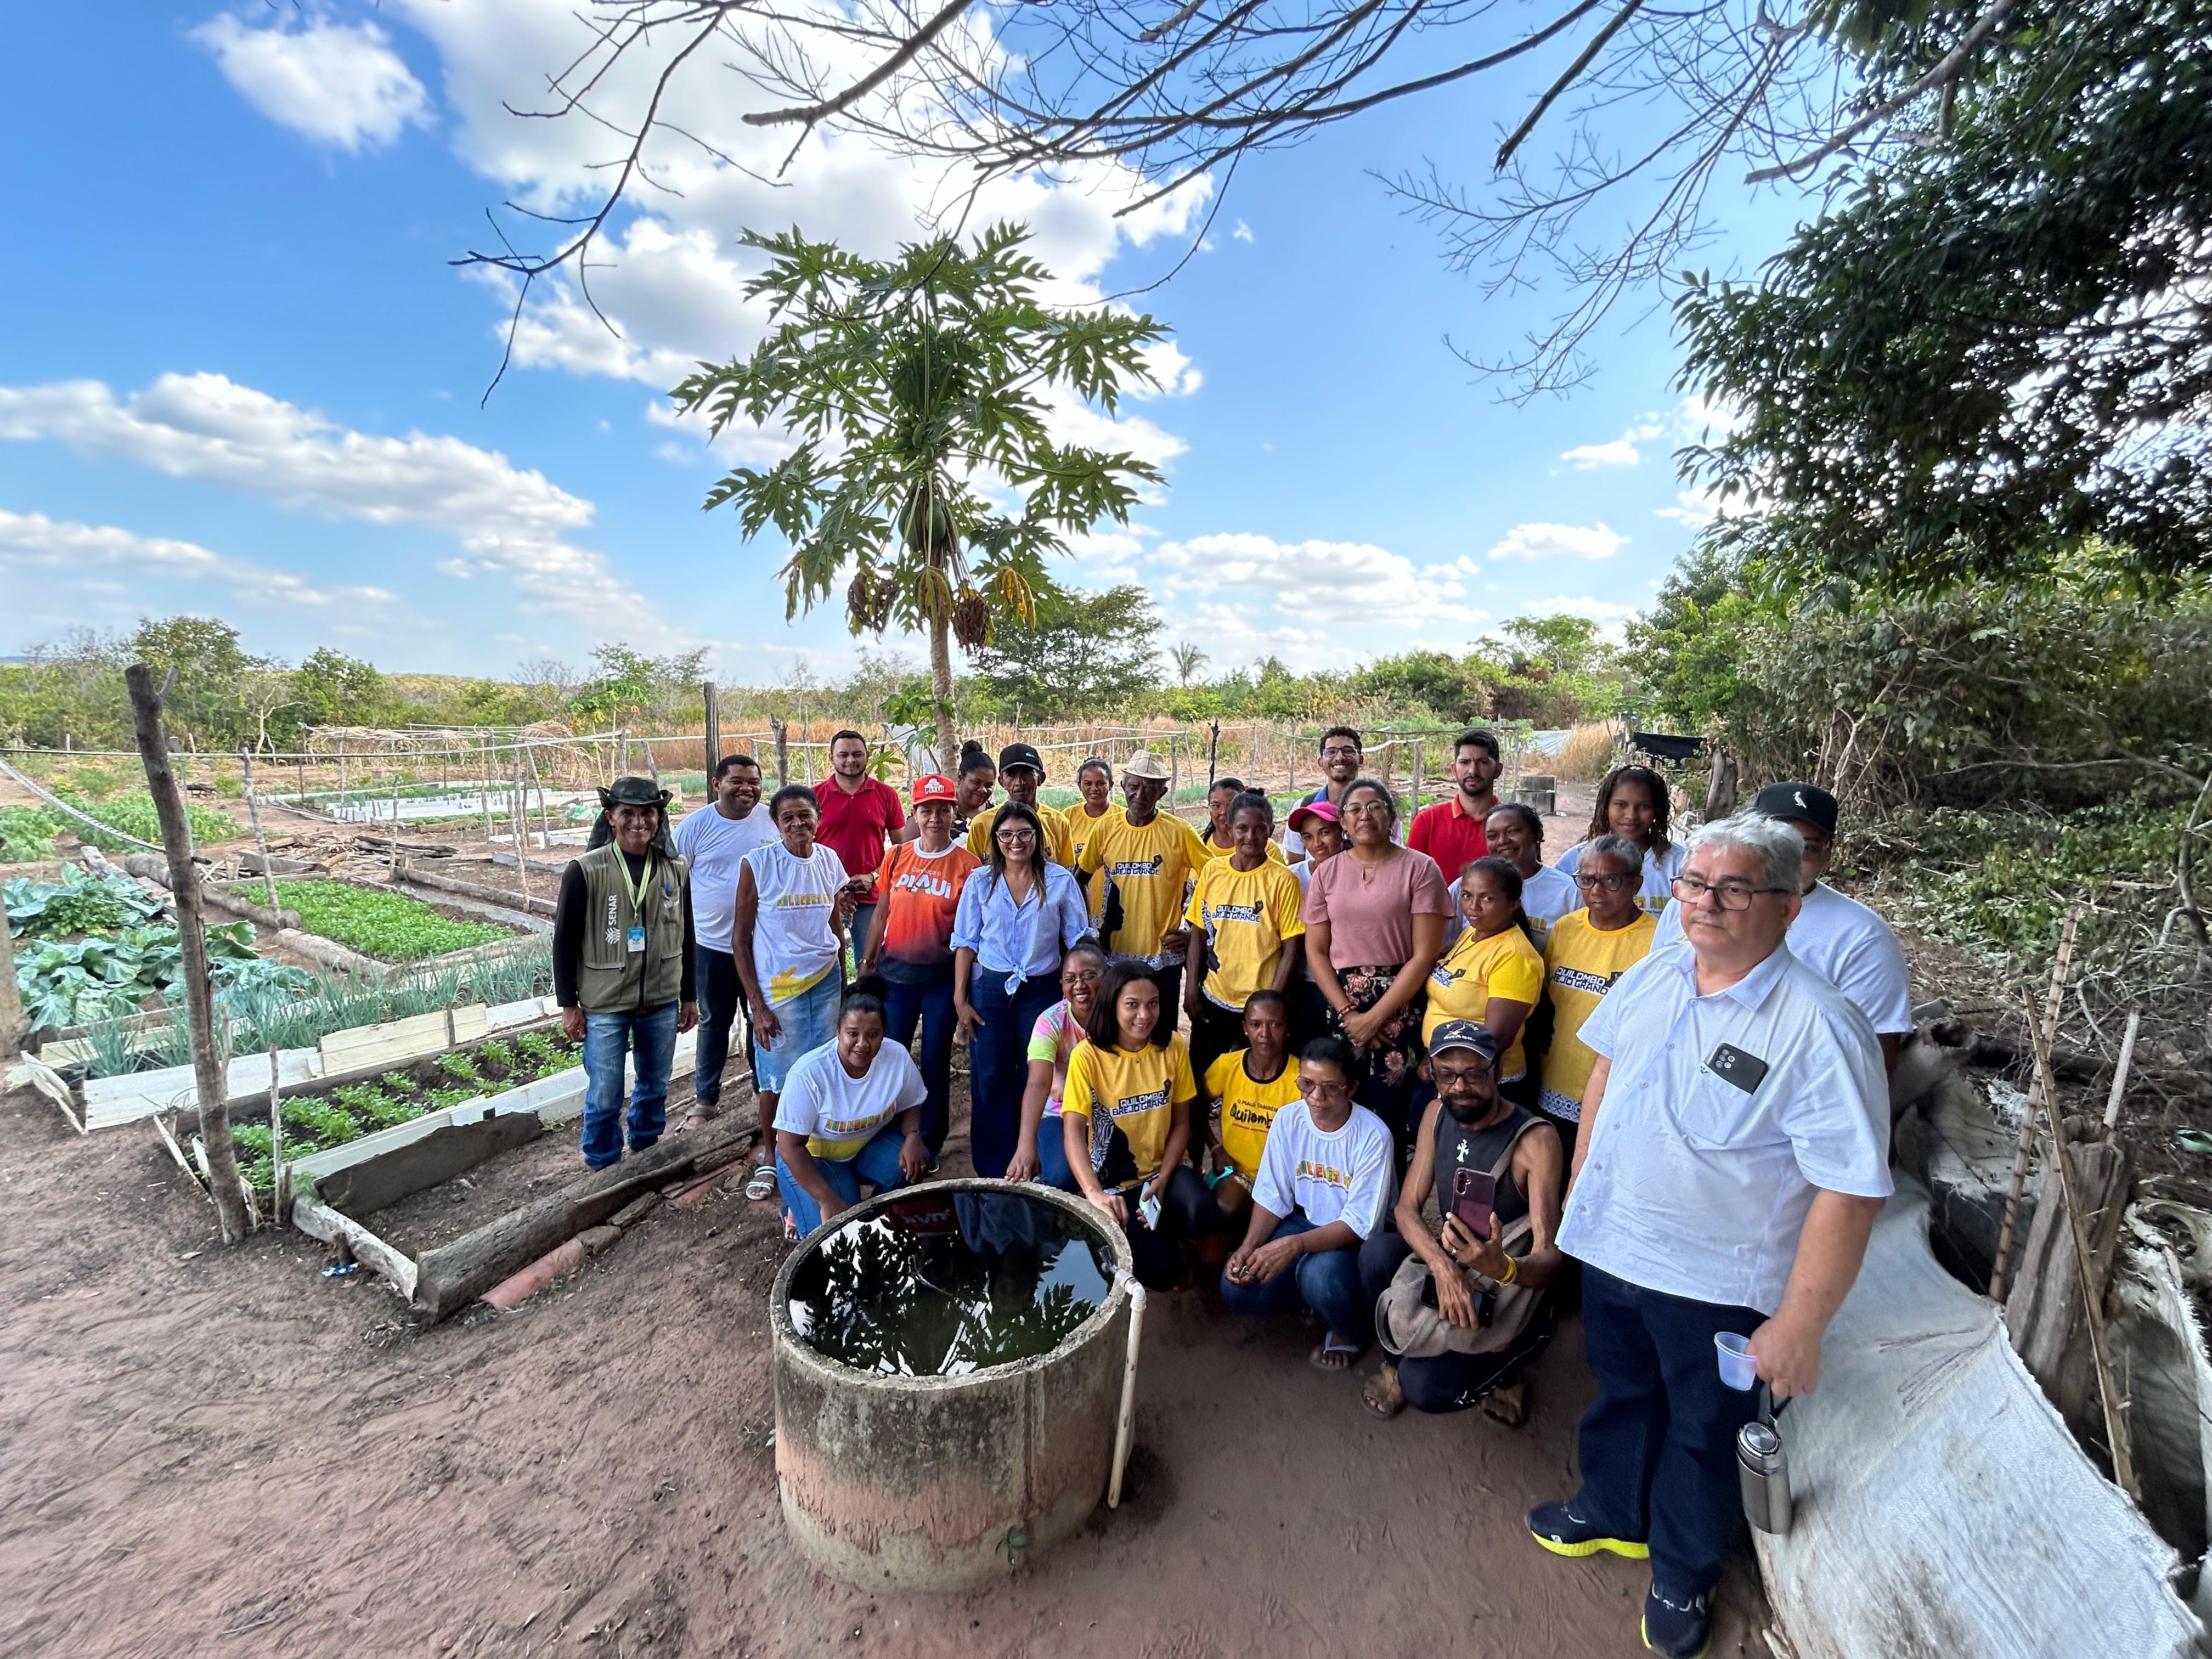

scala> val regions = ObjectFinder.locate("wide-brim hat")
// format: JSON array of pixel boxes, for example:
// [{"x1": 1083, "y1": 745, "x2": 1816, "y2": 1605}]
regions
[
  {"x1": 600, "y1": 775, "x2": 673, "y2": 811},
  {"x1": 1122, "y1": 749, "x2": 1171, "y2": 781}
]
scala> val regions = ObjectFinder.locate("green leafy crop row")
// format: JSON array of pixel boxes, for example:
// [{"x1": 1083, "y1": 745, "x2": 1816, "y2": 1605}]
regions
[{"x1": 269, "y1": 880, "x2": 510, "y2": 961}]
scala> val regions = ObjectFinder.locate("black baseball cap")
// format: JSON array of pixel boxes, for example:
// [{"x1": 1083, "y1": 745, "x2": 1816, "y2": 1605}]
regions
[
  {"x1": 1751, "y1": 782, "x2": 1838, "y2": 837},
  {"x1": 1427, "y1": 1020, "x2": 1500, "y2": 1068},
  {"x1": 998, "y1": 742, "x2": 1044, "y2": 775}
]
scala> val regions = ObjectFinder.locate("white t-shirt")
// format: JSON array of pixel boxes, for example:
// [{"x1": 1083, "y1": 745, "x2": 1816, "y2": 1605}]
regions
[
  {"x1": 1520, "y1": 863, "x2": 1579, "y2": 947},
  {"x1": 1556, "y1": 941, "x2": 1892, "y2": 1315},
  {"x1": 772, "y1": 1039, "x2": 927, "y2": 1161},
  {"x1": 1556, "y1": 839, "x2": 1685, "y2": 916},
  {"x1": 743, "y1": 841, "x2": 850, "y2": 1005},
  {"x1": 1652, "y1": 879, "x2": 1912, "y2": 1035},
  {"x1": 673, "y1": 804, "x2": 775, "y2": 952},
  {"x1": 1250, "y1": 1099, "x2": 1397, "y2": 1239}
]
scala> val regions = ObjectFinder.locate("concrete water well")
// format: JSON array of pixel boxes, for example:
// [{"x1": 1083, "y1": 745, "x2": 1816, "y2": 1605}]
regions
[{"x1": 769, "y1": 1178, "x2": 1138, "y2": 1591}]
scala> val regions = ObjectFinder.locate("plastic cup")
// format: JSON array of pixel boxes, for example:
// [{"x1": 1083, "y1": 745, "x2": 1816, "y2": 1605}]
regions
[{"x1": 1715, "y1": 1331, "x2": 1758, "y2": 1391}]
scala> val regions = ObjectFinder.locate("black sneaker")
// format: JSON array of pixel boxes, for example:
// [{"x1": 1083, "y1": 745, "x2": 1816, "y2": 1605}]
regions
[
  {"x1": 1526, "y1": 1498, "x2": 1650, "y2": 1561},
  {"x1": 1641, "y1": 1586, "x2": 1711, "y2": 1658}
]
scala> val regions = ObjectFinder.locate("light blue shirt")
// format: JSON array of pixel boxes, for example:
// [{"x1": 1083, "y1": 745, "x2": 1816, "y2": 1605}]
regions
[
  {"x1": 1556, "y1": 940, "x2": 1891, "y2": 1315},
  {"x1": 949, "y1": 862, "x2": 1092, "y2": 984}
]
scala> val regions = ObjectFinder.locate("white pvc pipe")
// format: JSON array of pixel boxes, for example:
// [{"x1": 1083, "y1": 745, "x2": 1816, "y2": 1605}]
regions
[{"x1": 1107, "y1": 1278, "x2": 1148, "y2": 1509}]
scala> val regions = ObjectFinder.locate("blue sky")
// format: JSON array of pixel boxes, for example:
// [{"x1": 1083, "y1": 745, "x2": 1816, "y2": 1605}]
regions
[{"x1": 0, "y1": 2, "x2": 1803, "y2": 685}]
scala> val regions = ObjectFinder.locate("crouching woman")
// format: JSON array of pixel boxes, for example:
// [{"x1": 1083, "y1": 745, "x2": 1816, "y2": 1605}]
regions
[
  {"x1": 1060, "y1": 961, "x2": 1220, "y2": 1289},
  {"x1": 772, "y1": 975, "x2": 930, "y2": 1236}
]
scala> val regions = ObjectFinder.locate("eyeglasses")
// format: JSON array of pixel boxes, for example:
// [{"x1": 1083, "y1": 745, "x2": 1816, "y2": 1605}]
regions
[
  {"x1": 1298, "y1": 1076, "x2": 1352, "y2": 1099},
  {"x1": 1671, "y1": 874, "x2": 1792, "y2": 910},
  {"x1": 1574, "y1": 870, "x2": 1635, "y2": 890},
  {"x1": 1342, "y1": 800, "x2": 1393, "y2": 818},
  {"x1": 995, "y1": 827, "x2": 1037, "y2": 844},
  {"x1": 1321, "y1": 745, "x2": 1361, "y2": 760}
]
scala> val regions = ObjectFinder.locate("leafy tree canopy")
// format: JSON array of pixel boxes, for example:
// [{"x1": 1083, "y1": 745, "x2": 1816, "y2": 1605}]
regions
[
  {"x1": 969, "y1": 584, "x2": 1164, "y2": 716},
  {"x1": 1678, "y1": 0, "x2": 2212, "y2": 591},
  {"x1": 291, "y1": 648, "x2": 388, "y2": 730}
]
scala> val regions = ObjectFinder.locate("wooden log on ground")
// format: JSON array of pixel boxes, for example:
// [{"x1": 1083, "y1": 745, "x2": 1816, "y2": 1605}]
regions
[
  {"x1": 274, "y1": 927, "x2": 379, "y2": 977},
  {"x1": 126, "y1": 663, "x2": 250, "y2": 1245},
  {"x1": 123, "y1": 851, "x2": 301, "y2": 930},
  {"x1": 412, "y1": 1115, "x2": 753, "y2": 1320},
  {"x1": 396, "y1": 861, "x2": 558, "y2": 918}
]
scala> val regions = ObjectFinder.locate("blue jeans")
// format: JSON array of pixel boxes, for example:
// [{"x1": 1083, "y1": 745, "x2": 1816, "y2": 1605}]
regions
[
  {"x1": 1036, "y1": 1111, "x2": 1080, "y2": 1191},
  {"x1": 775, "y1": 1121, "x2": 911, "y2": 1237},
  {"x1": 754, "y1": 972, "x2": 841, "y2": 1094},
  {"x1": 692, "y1": 945, "x2": 751, "y2": 1108},
  {"x1": 1573, "y1": 1265, "x2": 1764, "y2": 1599},
  {"x1": 1217, "y1": 1209, "x2": 1372, "y2": 1345},
  {"x1": 967, "y1": 971, "x2": 1060, "y2": 1180},
  {"x1": 581, "y1": 1002, "x2": 679, "y2": 1170},
  {"x1": 882, "y1": 963, "x2": 956, "y2": 1155}
]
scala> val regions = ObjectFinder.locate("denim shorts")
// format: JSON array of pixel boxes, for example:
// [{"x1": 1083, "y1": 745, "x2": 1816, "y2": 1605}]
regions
[{"x1": 753, "y1": 971, "x2": 841, "y2": 1093}]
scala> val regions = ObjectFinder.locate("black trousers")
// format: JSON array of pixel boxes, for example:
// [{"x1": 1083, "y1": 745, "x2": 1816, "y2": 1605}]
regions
[{"x1": 1358, "y1": 1228, "x2": 1558, "y2": 1410}]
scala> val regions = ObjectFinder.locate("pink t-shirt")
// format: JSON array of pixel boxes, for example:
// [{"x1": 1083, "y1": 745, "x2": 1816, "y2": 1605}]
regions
[{"x1": 1300, "y1": 847, "x2": 1453, "y2": 968}]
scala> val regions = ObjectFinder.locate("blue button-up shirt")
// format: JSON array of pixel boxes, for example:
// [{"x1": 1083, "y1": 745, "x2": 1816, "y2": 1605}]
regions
[
  {"x1": 1557, "y1": 940, "x2": 1891, "y2": 1316},
  {"x1": 950, "y1": 862, "x2": 1092, "y2": 983}
]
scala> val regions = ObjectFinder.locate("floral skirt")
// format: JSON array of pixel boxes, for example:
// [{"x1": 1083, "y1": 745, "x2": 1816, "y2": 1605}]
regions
[{"x1": 1325, "y1": 963, "x2": 1427, "y2": 1141}]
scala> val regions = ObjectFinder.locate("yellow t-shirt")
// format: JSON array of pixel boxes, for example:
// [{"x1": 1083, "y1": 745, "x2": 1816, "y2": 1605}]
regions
[
  {"x1": 1200, "y1": 829, "x2": 1288, "y2": 865},
  {"x1": 1062, "y1": 800, "x2": 1124, "y2": 871},
  {"x1": 965, "y1": 800, "x2": 1075, "y2": 867},
  {"x1": 1062, "y1": 1035, "x2": 1197, "y2": 1186},
  {"x1": 1078, "y1": 810, "x2": 1212, "y2": 963},
  {"x1": 1538, "y1": 908, "x2": 1658, "y2": 1121},
  {"x1": 1423, "y1": 924, "x2": 1547, "y2": 1079},
  {"x1": 1184, "y1": 857, "x2": 1307, "y2": 1009},
  {"x1": 1205, "y1": 1049, "x2": 1302, "y2": 1185}
]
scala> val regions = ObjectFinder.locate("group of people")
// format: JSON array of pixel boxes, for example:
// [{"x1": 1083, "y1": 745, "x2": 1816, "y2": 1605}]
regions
[{"x1": 553, "y1": 725, "x2": 1911, "y2": 1659}]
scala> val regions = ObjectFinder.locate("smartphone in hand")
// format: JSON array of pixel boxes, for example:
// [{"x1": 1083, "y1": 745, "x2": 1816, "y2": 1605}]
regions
[{"x1": 1451, "y1": 1167, "x2": 1496, "y2": 1242}]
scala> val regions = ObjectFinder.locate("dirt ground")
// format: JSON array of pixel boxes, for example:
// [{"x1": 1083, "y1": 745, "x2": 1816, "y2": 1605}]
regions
[{"x1": 0, "y1": 1055, "x2": 1775, "y2": 1659}]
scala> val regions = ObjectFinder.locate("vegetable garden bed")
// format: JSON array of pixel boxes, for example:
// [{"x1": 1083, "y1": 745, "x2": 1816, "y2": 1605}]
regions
[{"x1": 253, "y1": 878, "x2": 516, "y2": 961}]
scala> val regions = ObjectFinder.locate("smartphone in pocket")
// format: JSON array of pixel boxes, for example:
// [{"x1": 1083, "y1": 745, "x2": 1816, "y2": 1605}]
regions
[{"x1": 1451, "y1": 1167, "x2": 1496, "y2": 1240}]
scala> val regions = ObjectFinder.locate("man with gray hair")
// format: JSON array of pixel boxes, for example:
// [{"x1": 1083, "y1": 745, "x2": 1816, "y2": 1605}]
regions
[{"x1": 1526, "y1": 814, "x2": 1891, "y2": 1658}]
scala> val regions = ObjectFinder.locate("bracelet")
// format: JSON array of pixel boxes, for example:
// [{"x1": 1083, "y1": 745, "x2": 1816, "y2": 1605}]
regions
[{"x1": 1499, "y1": 1254, "x2": 1519, "y2": 1285}]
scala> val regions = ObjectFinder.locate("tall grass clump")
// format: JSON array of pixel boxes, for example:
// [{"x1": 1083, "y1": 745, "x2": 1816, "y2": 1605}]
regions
[{"x1": 1555, "y1": 722, "x2": 1620, "y2": 783}]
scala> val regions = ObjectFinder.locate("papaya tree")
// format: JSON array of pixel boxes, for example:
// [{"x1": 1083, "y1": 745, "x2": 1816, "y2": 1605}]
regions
[{"x1": 673, "y1": 224, "x2": 1167, "y2": 760}]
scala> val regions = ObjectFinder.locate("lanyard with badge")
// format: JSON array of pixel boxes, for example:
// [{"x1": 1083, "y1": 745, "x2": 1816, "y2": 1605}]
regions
[{"x1": 619, "y1": 854, "x2": 656, "y2": 954}]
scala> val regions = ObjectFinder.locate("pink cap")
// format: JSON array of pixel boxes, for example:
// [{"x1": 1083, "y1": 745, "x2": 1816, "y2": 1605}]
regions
[{"x1": 1287, "y1": 799, "x2": 1340, "y2": 832}]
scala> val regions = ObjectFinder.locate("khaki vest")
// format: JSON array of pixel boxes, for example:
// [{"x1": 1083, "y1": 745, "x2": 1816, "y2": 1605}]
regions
[{"x1": 574, "y1": 842, "x2": 691, "y2": 1013}]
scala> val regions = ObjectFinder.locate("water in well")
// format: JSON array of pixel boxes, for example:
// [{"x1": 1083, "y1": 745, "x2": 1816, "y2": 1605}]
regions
[{"x1": 787, "y1": 1190, "x2": 1114, "y2": 1378}]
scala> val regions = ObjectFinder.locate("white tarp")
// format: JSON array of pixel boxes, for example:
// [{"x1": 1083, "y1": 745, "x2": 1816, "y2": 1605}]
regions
[{"x1": 1756, "y1": 1177, "x2": 2202, "y2": 1659}]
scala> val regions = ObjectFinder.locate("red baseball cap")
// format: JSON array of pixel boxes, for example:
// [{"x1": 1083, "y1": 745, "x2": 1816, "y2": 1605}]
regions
[{"x1": 911, "y1": 773, "x2": 957, "y2": 805}]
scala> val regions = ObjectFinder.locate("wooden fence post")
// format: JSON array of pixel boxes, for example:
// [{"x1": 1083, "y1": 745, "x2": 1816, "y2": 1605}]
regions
[
  {"x1": 0, "y1": 888, "x2": 23, "y2": 1062},
  {"x1": 703, "y1": 682, "x2": 721, "y2": 778},
  {"x1": 127, "y1": 663, "x2": 249, "y2": 1244},
  {"x1": 240, "y1": 749, "x2": 279, "y2": 912},
  {"x1": 1206, "y1": 720, "x2": 1221, "y2": 789},
  {"x1": 772, "y1": 717, "x2": 790, "y2": 786}
]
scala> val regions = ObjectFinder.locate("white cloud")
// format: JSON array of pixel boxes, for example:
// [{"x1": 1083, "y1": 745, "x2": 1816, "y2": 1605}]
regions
[
  {"x1": 1149, "y1": 532, "x2": 1489, "y2": 646},
  {"x1": 0, "y1": 373, "x2": 677, "y2": 640},
  {"x1": 1485, "y1": 522, "x2": 1626, "y2": 561},
  {"x1": 1559, "y1": 437, "x2": 1644, "y2": 469},
  {"x1": 1232, "y1": 220, "x2": 1254, "y2": 244},
  {"x1": 193, "y1": 13, "x2": 430, "y2": 152},
  {"x1": 0, "y1": 509, "x2": 405, "y2": 614},
  {"x1": 380, "y1": 0, "x2": 1201, "y2": 465}
]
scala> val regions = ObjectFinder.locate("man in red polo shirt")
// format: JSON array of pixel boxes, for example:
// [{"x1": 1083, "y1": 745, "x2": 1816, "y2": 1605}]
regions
[
  {"x1": 814, "y1": 729, "x2": 909, "y2": 958},
  {"x1": 1408, "y1": 728, "x2": 1501, "y2": 887}
]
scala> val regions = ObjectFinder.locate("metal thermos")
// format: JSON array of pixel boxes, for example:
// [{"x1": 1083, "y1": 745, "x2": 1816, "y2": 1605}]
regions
[{"x1": 1737, "y1": 1391, "x2": 1792, "y2": 1534}]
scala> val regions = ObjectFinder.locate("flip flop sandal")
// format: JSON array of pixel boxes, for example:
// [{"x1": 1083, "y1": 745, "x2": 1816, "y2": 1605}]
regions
[
  {"x1": 679, "y1": 1107, "x2": 720, "y2": 1132},
  {"x1": 1363, "y1": 1362, "x2": 1406, "y2": 1419},
  {"x1": 1480, "y1": 1381, "x2": 1529, "y2": 1428},
  {"x1": 1309, "y1": 1333, "x2": 1363, "y2": 1372},
  {"x1": 744, "y1": 1163, "x2": 780, "y2": 1203}
]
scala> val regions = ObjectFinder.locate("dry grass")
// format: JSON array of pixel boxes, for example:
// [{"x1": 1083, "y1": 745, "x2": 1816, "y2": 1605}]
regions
[{"x1": 1554, "y1": 721, "x2": 1619, "y2": 783}]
